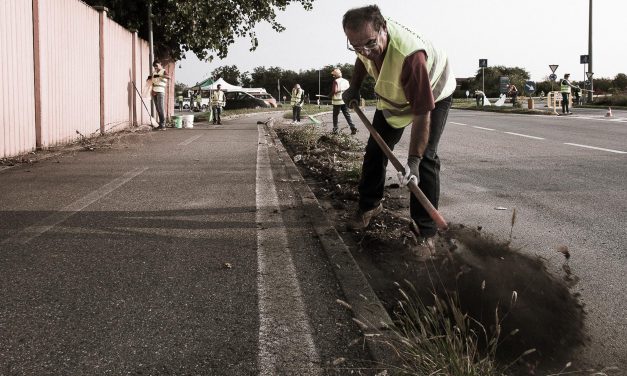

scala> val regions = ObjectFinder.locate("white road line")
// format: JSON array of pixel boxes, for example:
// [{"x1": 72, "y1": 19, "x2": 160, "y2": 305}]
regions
[
  {"x1": 503, "y1": 132, "x2": 545, "y2": 140},
  {"x1": 178, "y1": 135, "x2": 202, "y2": 146},
  {"x1": 2, "y1": 167, "x2": 148, "y2": 245},
  {"x1": 472, "y1": 125, "x2": 496, "y2": 131},
  {"x1": 256, "y1": 125, "x2": 321, "y2": 375},
  {"x1": 449, "y1": 121, "x2": 467, "y2": 126},
  {"x1": 563, "y1": 143, "x2": 627, "y2": 154}
]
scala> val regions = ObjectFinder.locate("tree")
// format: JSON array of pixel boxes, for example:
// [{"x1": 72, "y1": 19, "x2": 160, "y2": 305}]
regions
[
  {"x1": 473, "y1": 66, "x2": 530, "y2": 97},
  {"x1": 612, "y1": 73, "x2": 627, "y2": 92},
  {"x1": 174, "y1": 82, "x2": 188, "y2": 94},
  {"x1": 239, "y1": 72, "x2": 253, "y2": 88},
  {"x1": 84, "y1": 0, "x2": 314, "y2": 62},
  {"x1": 212, "y1": 65, "x2": 241, "y2": 84}
]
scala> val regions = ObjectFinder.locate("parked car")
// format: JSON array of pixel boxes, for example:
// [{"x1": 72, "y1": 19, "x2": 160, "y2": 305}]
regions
[
  {"x1": 251, "y1": 92, "x2": 277, "y2": 108},
  {"x1": 224, "y1": 91, "x2": 270, "y2": 110}
]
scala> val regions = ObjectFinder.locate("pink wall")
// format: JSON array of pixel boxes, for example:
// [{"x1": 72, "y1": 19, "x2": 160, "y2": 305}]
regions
[
  {"x1": 103, "y1": 17, "x2": 134, "y2": 132},
  {"x1": 37, "y1": 0, "x2": 100, "y2": 148},
  {"x1": 0, "y1": 0, "x2": 154, "y2": 158},
  {"x1": 0, "y1": 0, "x2": 37, "y2": 158}
]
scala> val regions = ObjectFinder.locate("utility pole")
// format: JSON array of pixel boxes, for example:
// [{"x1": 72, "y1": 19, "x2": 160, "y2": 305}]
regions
[
  {"x1": 587, "y1": 0, "x2": 593, "y2": 102},
  {"x1": 148, "y1": 0, "x2": 154, "y2": 69},
  {"x1": 148, "y1": 0, "x2": 154, "y2": 115},
  {"x1": 318, "y1": 70, "x2": 321, "y2": 108}
]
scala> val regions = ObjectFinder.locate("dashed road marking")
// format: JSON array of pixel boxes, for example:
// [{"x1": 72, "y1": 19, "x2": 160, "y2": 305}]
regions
[
  {"x1": 563, "y1": 143, "x2": 626, "y2": 154},
  {"x1": 449, "y1": 121, "x2": 467, "y2": 126},
  {"x1": 178, "y1": 135, "x2": 202, "y2": 146},
  {"x1": 472, "y1": 125, "x2": 496, "y2": 131},
  {"x1": 2, "y1": 167, "x2": 148, "y2": 245},
  {"x1": 503, "y1": 132, "x2": 545, "y2": 140}
]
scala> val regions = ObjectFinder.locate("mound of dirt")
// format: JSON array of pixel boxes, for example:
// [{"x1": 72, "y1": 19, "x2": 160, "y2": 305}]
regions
[
  {"x1": 275, "y1": 125, "x2": 586, "y2": 373},
  {"x1": 352, "y1": 219, "x2": 585, "y2": 370}
]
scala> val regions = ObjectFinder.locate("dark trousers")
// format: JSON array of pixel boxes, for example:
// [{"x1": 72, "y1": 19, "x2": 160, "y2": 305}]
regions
[
  {"x1": 561, "y1": 93, "x2": 570, "y2": 113},
  {"x1": 358, "y1": 95, "x2": 452, "y2": 237},
  {"x1": 152, "y1": 92, "x2": 165, "y2": 127},
  {"x1": 292, "y1": 106, "x2": 301, "y2": 121},
  {"x1": 332, "y1": 104, "x2": 356, "y2": 130},
  {"x1": 212, "y1": 106, "x2": 221, "y2": 123}
]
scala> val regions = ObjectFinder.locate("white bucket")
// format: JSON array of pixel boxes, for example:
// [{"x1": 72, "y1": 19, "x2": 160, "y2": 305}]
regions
[{"x1": 182, "y1": 115, "x2": 194, "y2": 128}]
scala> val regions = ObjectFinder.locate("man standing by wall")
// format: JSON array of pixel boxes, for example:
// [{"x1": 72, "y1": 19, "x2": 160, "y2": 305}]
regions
[
  {"x1": 148, "y1": 61, "x2": 169, "y2": 130},
  {"x1": 211, "y1": 84, "x2": 225, "y2": 125},
  {"x1": 291, "y1": 84, "x2": 304, "y2": 124},
  {"x1": 330, "y1": 68, "x2": 358, "y2": 135},
  {"x1": 342, "y1": 5, "x2": 456, "y2": 254}
]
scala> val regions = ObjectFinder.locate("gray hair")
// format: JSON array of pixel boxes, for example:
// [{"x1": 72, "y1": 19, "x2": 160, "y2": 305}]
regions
[{"x1": 342, "y1": 5, "x2": 386, "y2": 32}]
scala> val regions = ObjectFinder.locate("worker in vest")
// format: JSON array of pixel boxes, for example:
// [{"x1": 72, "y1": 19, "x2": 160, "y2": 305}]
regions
[
  {"x1": 177, "y1": 92, "x2": 184, "y2": 111},
  {"x1": 342, "y1": 5, "x2": 456, "y2": 256},
  {"x1": 195, "y1": 91, "x2": 203, "y2": 112},
  {"x1": 290, "y1": 84, "x2": 304, "y2": 124},
  {"x1": 147, "y1": 60, "x2": 169, "y2": 130},
  {"x1": 560, "y1": 73, "x2": 578, "y2": 115},
  {"x1": 211, "y1": 84, "x2": 226, "y2": 125},
  {"x1": 329, "y1": 68, "x2": 358, "y2": 135}
]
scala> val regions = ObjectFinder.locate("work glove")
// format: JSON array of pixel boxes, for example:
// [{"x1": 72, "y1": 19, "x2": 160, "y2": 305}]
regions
[
  {"x1": 342, "y1": 86, "x2": 361, "y2": 108},
  {"x1": 397, "y1": 155, "x2": 421, "y2": 186}
]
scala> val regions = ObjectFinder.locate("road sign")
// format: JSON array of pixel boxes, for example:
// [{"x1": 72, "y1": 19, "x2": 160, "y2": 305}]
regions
[
  {"x1": 499, "y1": 76, "x2": 510, "y2": 94},
  {"x1": 586, "y1": 72, "x2": 594, "y2": 79},
  {"x1": 549, "y1": 64, "x2": 559, "y2": 73},
  {"x1": 479, "y1": 59, "x2": 488, "y2": 68},
  {"x1": 465, "y1": 90, "x2": 469, "y2": 98},
  {"x1": 580, "y1": 55, "x2": 589, "y2": 64},
  {"x1": 549, "y1": 73, "x2": 557, "y2": 81},
  {"x1": 524, "y1": 81, "x2": 536, "y2": 95}
]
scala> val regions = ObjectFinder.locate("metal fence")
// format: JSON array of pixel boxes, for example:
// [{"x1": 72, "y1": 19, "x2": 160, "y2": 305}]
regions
[{"x1": 1, "y1": 0, "x2": 172, "y2": 158}]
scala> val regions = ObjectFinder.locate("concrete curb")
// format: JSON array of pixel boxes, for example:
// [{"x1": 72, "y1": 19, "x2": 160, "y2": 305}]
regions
[{"x1": 264, "y1": 119, "x2": 399, "y2": 369}]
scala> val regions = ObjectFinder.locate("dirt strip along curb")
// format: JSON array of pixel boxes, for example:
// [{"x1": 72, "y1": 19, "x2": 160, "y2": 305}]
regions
[{"x1": 264, "y1": 121, "x2": 400, "y2": 368}]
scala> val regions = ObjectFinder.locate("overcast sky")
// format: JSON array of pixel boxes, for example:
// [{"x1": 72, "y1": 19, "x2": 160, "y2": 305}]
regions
[{"x1": 175, "y1": 0, "x2": 626, "y2": 87}]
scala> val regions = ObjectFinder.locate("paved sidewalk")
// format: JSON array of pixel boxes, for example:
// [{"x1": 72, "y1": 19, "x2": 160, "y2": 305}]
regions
[{"x1": 0, "y1": 115, "x2": 391, "y2": 375}]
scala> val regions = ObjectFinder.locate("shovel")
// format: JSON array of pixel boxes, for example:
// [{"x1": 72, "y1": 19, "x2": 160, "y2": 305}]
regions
[
  {"x1": 350, "y1": 103, "x2": 448, "y2": 232},
  {"x1": 131, "y1": 80, "x2": 158, "y2": 128}
]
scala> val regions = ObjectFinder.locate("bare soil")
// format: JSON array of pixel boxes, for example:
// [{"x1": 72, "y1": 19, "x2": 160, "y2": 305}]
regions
[{"x1": 275, "y1": 125, "x2": 587, "y2": 375}]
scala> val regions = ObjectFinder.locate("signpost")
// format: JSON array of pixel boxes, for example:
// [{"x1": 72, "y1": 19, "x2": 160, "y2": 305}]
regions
[
  {"x1": 524, "y1": 81, "x2": 536, "y2": 95},
  {"x1": 586, "y1": 72, "x2": 594, "y2": 102},
  {"x1": 499, "y1": 76, "x2": 510, "y2": 94},
  {"x1": 549, "y1": 65, "x2": 559, "y2": 91},
  {"x1": 581, "y1": 54, "x2": 590, "y2": 102},
  {"x1": 479, "y1": 59, "x2": 488, "y2": 93}
]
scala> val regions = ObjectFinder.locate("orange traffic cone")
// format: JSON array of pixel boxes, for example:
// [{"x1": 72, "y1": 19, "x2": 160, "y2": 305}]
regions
[{"x1": 605, "y1": 107, "x2": 613, "y2": 117}]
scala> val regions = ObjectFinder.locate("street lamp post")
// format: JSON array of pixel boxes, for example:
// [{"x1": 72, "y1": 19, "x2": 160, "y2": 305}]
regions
[
  {"x1": 588, "y1": 0, "x2": 593, "y2": 102},
  {"x1": 147, "y1": 0, "x2": 154, "y2": 115},
  {"x1": 318, "y1": 70, "x2": 321, "y2": 108}
]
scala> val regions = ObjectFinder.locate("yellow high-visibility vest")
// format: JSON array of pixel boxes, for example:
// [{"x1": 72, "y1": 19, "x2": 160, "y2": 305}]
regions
[
  {"x1": 357, "y1": 18, "x2": 456, "y2": 128},
  {"x1": 152, "y1": 69, "x2": 167, "y2": 93},
  {"x1": 211, "y1": 90, "x2": 225, "y2": 107},
  {"x1": 332, "y1": 78, "x2": 350, "y2": 105},
  {"x1": 291, "y1": 89, "x2": 304, "y2": 107},
  {"x1": 561, "y1": 80, "x2": 571, "y2": 93}
]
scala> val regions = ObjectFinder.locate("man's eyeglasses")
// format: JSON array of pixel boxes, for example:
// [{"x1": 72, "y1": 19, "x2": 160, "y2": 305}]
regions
[{"x1": 347, "y1": 30, "x2": 382, "y2": 53}]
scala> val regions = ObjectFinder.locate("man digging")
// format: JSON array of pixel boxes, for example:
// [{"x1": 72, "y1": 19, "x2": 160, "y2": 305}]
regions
[{"x1": 342, "y1": 5, "x2": 456, "y2": 256}]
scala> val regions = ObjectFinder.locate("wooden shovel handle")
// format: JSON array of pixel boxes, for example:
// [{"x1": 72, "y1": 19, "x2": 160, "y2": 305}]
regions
[{"x1": 351, "y1": 103, "x2": 449, "y2": 231}]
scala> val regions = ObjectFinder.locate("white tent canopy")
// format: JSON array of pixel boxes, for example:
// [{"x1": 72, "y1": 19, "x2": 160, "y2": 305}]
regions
[
  {"x1": 201, "y1": 77, "x2": 241, "y2": 91},
  {"x1": 200, "y1": 77, "x2": 270, "y2": 94}
]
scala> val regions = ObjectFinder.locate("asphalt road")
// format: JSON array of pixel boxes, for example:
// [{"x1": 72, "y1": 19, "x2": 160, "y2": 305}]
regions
[
  {"x1": 0, "y1": 117, "x2": 374, "y2": 375},
  {"x1": 319, "y1": 106, "x2": 627, "y2": 370}
]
